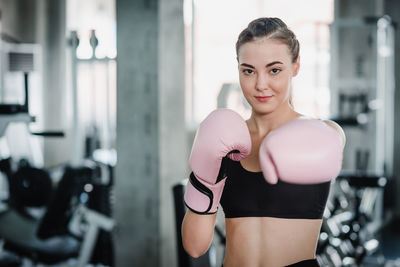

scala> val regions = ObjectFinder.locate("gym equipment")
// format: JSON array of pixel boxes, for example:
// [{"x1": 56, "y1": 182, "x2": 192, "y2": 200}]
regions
[
  {"x1": 8, "y1": 159, "x2": 53, "y2": 211},
  {"x1": 0, "y1": 163, "x2": 115, "y2": 267},
  {"x1": 0, "y1": 167, "x2": 84, "y2": 265},
  {"x1": 330, "y1": 15, "x2": 395, "y2": 183},
  {"x1": 0, "y1": 42, "x2": 64, "y2": 139},
  {"x1": 85, "y1": 150, "x2": 116, "y2": 266},
  {"x1": 331, "y1": 92, "x2": 370, "y2": 126},
  {"x1": 322, "y1": 15, "x2": 396, "y2": 266},
  {"x1": 0, "y1": 49, "x2": 62, "y2": 217},
  {"x1": 317, "y1": 173, "x2": 388, "y2": 266},
  {"x1": 0, "y1": 46, "x2": 115, "y2": 266}
]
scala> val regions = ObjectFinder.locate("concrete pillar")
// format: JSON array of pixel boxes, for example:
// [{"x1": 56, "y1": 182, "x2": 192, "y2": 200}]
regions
[
  {"x1": 158, "y1": 0, "x2": 186, "y2": 266},
  {"x1": 116, "y1": 0, "x2": 186, "y2": 265},
  {"x1": 385, "y1": 0, "x2": 400, "y2": 216},
  {"x1": 116, "y1": 0, "x2": 159, "y2": 266}
]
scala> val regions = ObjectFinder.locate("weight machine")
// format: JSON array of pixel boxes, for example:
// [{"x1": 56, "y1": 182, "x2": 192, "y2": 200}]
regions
[{"x1": 0, "y1": 36, "x2": 115, "y2": 267}]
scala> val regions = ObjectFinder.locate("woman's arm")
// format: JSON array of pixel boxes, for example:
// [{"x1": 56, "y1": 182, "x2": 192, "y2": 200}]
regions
[
  {"x1": 182, "y1": 109, "x2": 251, "y2": 257},
  {"x1": 181, "y1": 210, "x2": 217, "y2": 258}
]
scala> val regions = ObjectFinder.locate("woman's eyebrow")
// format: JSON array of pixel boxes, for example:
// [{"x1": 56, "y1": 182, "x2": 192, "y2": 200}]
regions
[
  {"x1": 240, "y1": 61, "x2": 284, "y2": 68},
  {"x1": 266, "y1": 61, "x2": 283, "y2": 67},
  {"x1": 240, "y1": 63, "x2": 255, "y2": 68}
]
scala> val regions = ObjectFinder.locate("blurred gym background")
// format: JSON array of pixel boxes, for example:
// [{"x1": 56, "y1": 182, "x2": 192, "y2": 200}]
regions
[{"x1": 0, "y1": 0, "x2": 399, "y2": 266}]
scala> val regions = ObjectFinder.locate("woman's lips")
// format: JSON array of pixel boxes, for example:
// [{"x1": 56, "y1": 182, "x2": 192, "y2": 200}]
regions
[{"x1": 255, "y1": 96, "x2": 272, "y2": 102}]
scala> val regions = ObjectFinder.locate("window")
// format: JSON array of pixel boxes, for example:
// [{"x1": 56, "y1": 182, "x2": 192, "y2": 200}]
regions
[{"x1": 186, "y1": 0, "x2": 334, "y2": 123}]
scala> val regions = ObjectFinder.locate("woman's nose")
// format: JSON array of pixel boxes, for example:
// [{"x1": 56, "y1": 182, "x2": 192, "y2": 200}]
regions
[{"x1": 256, "y1": 75, "x2": 268, "y2": 91}]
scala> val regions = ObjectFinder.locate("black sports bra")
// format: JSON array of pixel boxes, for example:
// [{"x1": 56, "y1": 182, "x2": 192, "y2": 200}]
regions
[{"x1": 220, "y1": 158, "x2": 331, "y2": 219}]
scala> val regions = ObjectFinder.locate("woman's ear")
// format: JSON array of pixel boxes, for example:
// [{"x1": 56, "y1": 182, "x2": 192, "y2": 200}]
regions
[{"x1": 293, "y1": 56, "x2": 300, "y2": 77}]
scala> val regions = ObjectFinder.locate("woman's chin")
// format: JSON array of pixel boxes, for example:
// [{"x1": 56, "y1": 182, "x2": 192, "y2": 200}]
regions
[
  {"x1": 250, "y1": 101, "x2": 290, "y2": 116},
  {"x1": 252, "y1": 107, "x2": 276, "y2": 116}
]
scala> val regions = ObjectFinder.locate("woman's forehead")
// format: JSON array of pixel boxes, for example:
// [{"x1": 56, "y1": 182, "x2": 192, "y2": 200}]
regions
[{"x1": 238, "y1": 39, "x2": 291, "y2": 65}]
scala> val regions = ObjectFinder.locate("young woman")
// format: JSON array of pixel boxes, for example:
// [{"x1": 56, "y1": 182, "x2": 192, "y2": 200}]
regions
[{"x1": 182, "y1": 17, "x2": 346, "y2": 267}]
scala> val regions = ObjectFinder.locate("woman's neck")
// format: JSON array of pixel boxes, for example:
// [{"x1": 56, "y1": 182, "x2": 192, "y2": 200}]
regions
[{"x1": 247, "y1": 105, "x2": 300, "y2": 138}]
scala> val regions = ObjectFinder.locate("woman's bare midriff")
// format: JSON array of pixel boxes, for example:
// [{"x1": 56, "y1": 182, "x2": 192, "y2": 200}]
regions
[{"x1": 223, "y1": 217, "x2": 322, "y2": 267}]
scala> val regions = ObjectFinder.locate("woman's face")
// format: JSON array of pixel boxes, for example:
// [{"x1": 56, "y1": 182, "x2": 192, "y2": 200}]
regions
[{"x1": 237, "y1": 38, "x2": 300, "y2": 115}]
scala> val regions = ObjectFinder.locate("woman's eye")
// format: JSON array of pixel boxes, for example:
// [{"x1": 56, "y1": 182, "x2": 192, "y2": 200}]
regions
[
  {"x1": 242, "y1": 69, "x2": 254, "y2": 75},
  {"x1": 270, "y1": 68, "x2": 281, "y2": 74}
]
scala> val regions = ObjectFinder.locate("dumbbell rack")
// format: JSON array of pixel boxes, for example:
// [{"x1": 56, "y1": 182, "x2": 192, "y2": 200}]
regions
[{"x1": 317, "y1": 174, "x2": 388, "y2": 266}]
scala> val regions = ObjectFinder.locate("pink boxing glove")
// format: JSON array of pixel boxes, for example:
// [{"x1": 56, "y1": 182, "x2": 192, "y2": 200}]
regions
[
  {"x1": 259, "y1": 117, "x2": 344, "y2": 184},
  {"x1": 184, "y1": 109, "x2": 251, "y2": 214}
]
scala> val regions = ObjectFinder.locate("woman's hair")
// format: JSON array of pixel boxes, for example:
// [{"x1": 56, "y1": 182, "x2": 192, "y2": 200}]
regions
[{"x1": 236, "y1": 17, "x2": 299, "y2": 63}]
